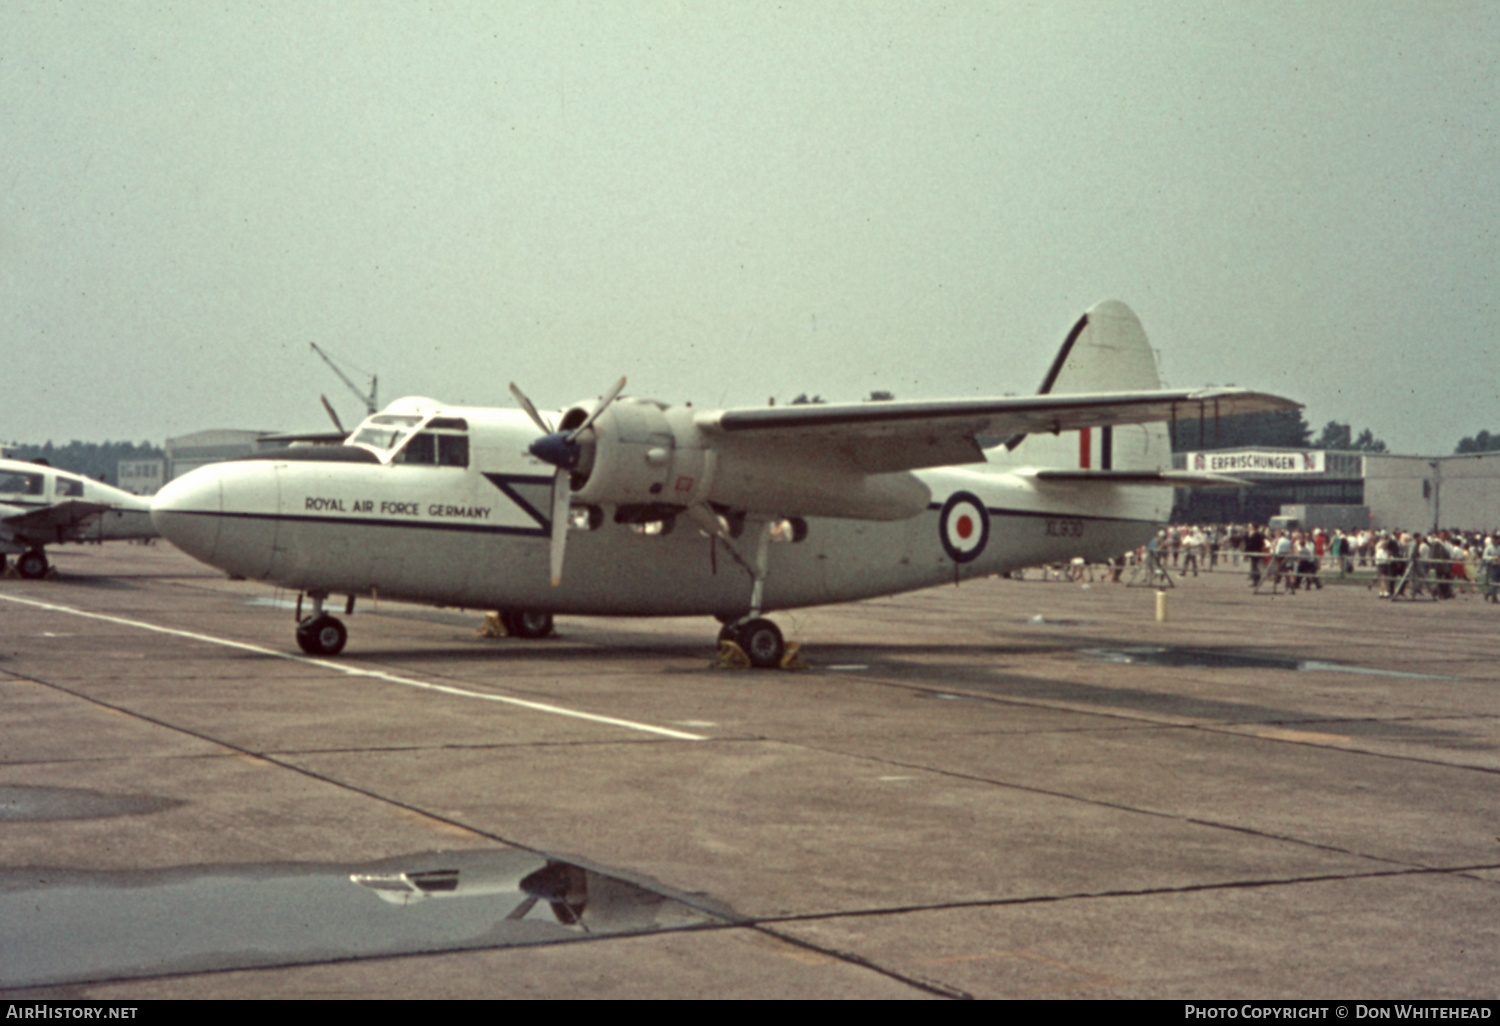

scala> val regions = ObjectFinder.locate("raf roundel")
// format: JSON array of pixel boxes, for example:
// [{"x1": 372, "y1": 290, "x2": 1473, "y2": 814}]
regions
[{"x1": 938, "y1": 491, "x2": 990, "y2": 564}]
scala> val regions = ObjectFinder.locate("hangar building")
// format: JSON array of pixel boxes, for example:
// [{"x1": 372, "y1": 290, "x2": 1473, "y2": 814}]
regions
[{"x1": 1172, "y1": 448, "x2": 1500, "y2": 532}]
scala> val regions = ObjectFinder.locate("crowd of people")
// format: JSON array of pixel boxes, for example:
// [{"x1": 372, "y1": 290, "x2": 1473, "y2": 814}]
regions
[{"x1": 1138, "y1": 524, "x2": 1500, "y2": 600}]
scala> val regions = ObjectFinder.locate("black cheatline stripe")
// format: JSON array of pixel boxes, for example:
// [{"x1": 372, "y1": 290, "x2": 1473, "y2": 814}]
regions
[{"x1": 157, "y1": 509, "x2": 549, "y2": 538}]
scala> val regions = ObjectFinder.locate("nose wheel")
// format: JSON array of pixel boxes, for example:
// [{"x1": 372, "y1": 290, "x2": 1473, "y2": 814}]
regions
[{"x1": 296, "y1": 614, "x2": 348, "y2": 657}]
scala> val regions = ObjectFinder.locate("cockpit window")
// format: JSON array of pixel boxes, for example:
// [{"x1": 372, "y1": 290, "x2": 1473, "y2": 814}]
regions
[
  {"x1": 350, "y1": 415, "x2": 423, "y2": 453},
  {"x1": 350, "y1": 411, "x2": 469, "y2": 467},
  {"x1": 57, "y1": 478, "x2": 85, "y2": 498},
  {"x1": 0, "y1": 471, "x2": 44, "y2": 496},
  {"x1": 392, "y1": 432, "x2": 469, "y2": 467}
]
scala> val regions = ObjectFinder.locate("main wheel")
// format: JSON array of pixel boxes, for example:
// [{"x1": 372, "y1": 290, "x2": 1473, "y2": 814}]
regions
[
  {"x1": 295, "y1": 615, "x2": 348, "y2": 656},
  {"x1": 17, "y1": 549, "x2": 48, "y2": 580},
  {"x1": 736, "y1": 618, "x2": 784, "y2": 669},
  {"x1": 502, "y1": 610, "x2": 554, "y2": 639}
]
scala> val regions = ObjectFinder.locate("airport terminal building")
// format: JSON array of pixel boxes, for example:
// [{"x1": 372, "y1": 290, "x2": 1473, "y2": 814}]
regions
[{"x1": 1172, "y1": 447, "x2": 1500, "y2": 532}]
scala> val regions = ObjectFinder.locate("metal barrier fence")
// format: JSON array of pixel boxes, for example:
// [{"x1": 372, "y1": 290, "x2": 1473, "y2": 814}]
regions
[{"x1": 1246, "y1": 552, "x2": 1500, "y2": 601}]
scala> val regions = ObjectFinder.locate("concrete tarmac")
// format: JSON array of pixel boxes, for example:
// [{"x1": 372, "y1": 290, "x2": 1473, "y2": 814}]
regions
[{"x1": 1, "y1": 544, "x2": 1496, "y2": 999}]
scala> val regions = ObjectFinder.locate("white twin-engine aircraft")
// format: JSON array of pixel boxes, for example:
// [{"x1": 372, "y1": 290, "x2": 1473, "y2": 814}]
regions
[
  {"x1": 1, "y1": 457, "x2": 157, "y2": 578},
  {"x1": 151, "y1": 301, "x2": 1296, "y2": 664}
]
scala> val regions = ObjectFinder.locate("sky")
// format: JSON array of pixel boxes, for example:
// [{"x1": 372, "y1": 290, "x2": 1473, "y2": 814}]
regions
[{"x1": 3, "y1": 2, "x2": 1495, "y2": 454}]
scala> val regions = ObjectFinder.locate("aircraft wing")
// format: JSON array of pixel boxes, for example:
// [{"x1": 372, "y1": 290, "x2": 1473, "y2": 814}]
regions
[
  {"x1": 1032, "y1": 469, "x2": 1252, "y2": 488},
  {"x1": 697, "y1": 387, "x2": 1298, "y2": 474},
  {"x1": 2, "y1": 500, "x2": 114, "y2": 540}
]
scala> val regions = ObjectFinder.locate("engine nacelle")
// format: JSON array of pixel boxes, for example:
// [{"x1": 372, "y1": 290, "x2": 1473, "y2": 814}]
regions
[
  {"x1": 566, "y1": 397, "x2": 929, "y2": 522},
  {"x1": 566, "y1": 399, "x2": 712, "y2": 508}
]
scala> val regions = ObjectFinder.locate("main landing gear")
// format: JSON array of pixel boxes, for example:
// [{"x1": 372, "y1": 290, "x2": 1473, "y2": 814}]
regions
[
  {"x1": 294, "y1": 591, "x2": 349, "y2": 657},
  {"x1": 717, "y1": 617, "x2": 785, "y2": 669},
  {"x1": 500, "y1": 610, "x2": 554, "y2": 639},
  {"x1": 698, "y1": 511, "x2": 791, "y2": 669}
]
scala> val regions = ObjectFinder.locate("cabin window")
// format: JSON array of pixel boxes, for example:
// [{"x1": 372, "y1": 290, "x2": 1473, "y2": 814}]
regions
[
  {"x1": 57, "y1": 478, "x2": 84, "y2": 498},
  {"x1": 0, "y1": 471, "x2": 43, "y2": 496}
]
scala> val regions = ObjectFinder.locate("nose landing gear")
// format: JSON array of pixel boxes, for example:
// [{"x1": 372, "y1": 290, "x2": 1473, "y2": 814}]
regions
[
  {"x1": 293, "y1": 591, "x2": 349, "y2": 656},
  {"x1": 296, "y1": 614, "x2": 348, "y2": 657}
]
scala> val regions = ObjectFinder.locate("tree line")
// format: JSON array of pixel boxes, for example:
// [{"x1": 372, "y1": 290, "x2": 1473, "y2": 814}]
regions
[{"x1": 1164, "y1": 407, "x2": 1392, "y2": 453}]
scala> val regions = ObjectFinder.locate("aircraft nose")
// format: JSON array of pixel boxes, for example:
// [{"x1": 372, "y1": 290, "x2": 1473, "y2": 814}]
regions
[{"x1": 151, "y1": 466, "x2": 223, "y2": 564}]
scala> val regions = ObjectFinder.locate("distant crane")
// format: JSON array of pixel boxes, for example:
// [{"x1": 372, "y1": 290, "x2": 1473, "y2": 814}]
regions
[{"x1": 309, "y1": 343, "x2": 378, "y2": 433}]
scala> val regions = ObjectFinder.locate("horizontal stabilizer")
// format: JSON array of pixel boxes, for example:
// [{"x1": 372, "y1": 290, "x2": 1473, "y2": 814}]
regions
[{"x1": 256, "y1": 431, "x2": 350, "y2": 446}]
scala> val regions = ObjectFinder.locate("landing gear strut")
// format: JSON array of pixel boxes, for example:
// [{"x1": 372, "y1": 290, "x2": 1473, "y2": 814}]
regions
[
  {"x1": 695, "y1": 512, "x2": 789, "y2": 669},
  {"x1": 294, "y1": 592, "x2": 347, "y2": 656}
]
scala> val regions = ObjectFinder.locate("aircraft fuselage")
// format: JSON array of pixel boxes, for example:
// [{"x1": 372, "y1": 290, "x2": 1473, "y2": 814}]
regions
[{"x1": 152, "y1": 408, "x2": 1165, "y2": 618}]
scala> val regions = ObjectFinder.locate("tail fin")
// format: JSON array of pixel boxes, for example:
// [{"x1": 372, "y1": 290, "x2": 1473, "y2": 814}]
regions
[
  {"x1": 991, "y1": 300, "x2": 1171, "y2": 472},
  {"x1": 1038, "y1": 299, "x2": 1162, "y2": 395}
]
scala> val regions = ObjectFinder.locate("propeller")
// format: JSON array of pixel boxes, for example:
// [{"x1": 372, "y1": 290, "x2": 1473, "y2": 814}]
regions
[
  {"x1": 509, "y1": 377, "x2": 626, "y2": 586},
  {"x1": 319, "y1": 394, "x2": 346, "y2": 434},
  {"x1": 518, "y1": 861, "x2": 590, "y2": 929}
]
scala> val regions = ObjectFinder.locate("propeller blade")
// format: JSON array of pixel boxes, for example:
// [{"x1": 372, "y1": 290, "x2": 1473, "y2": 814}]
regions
[
  {"x1": 549, "y1": 469, "x2": 570, "y2": 586},
  {"x1": 505, "y1": 895, "x2": 540, "y2": 921},
  {"x1": 319, "y1": 394, "x2": 346, "y2": 434},
  {"x1": 566, "y1": 376, "x2": 627, "y2": 441},
  {"x1": 508, "y1": 382, "x2": 554, "y2": 434},
  {"x1": 547, "y1": 900, "x2": 581, "y2": 927}
]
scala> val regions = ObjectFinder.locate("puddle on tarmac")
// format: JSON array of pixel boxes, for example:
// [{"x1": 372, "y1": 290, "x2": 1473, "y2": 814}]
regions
[
  {"x1": 1081, "y1": 647, "x2": 1456, "y2": 679},
  {"x1": 0, "y1": 785, "x2": 182, "y2": 822},
  {"x1": 0, "y1": 848, "x2": 732, "y2": 988}
]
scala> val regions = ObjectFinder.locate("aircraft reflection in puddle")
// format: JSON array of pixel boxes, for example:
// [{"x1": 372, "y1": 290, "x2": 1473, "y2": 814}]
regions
[
  {"x1": 352, "y1": 854, "x2": 694, "y2": 933},
  {"x1": 1, "y1": 847, "x2": 725, "y2": 989}
]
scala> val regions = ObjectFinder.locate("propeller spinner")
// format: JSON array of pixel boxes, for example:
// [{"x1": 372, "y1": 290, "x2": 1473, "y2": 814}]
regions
[{"x1": 509, "y1": 377, "x2": 626, "y2": 586}]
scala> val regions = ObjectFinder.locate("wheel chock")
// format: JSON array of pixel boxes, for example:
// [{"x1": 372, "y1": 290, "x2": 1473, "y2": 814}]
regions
[
  {"x1": 715, "y1": 639, "x2": 806, "y2": 671},
  {"x1": 476, "y1": 612, "x2": 509, "y2": 639},
  {"x1": 715, "y1": 639, "x2": 752, "y2": 669}
]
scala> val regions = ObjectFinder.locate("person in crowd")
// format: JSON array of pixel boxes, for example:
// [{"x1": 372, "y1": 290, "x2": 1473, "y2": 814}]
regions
[{"x1": 1244, "y1": 524, "x2": 1267, "y2": 587}]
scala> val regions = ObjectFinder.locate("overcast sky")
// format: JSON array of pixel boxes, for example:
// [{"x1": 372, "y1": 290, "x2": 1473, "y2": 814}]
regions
[{"x1": 3, "y1": 2, "x2": 1495, "y2": 454}]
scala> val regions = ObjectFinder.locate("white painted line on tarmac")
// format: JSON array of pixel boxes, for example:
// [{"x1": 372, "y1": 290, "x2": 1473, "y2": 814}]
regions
[{"x1": 0, "y1": 594, "x2": 707, "y2": 742}]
